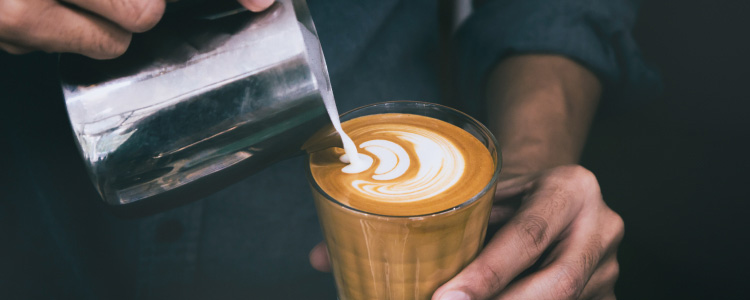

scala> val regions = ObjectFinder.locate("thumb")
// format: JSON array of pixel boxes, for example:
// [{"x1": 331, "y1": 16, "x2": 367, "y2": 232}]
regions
[{"x1": 309, "y1": 241, "x2": 331, "y2": 272}]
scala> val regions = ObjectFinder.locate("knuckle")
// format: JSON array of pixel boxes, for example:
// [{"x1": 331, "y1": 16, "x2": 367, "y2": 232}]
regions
[
  {"x1": 609, "y1": 211, "x2": 625, "y2": 244},
  {"x1": 546, "y1": 183, "x2": 571, "y2": 212},
  {"x1": 475, "y1": 264, "x2": 504, "y2": 292},
  {"x1": 611, "y1": 262, "x2": 621, "y2": 284},
  {"x1": 552, "y1": 266, "x2": 585, "y2": 300},
  {"x1": 597, "y1": 208, "x2": 625, "y2": 250},
  {"x1": 581, "y1": 235, "x2": 603, "y2": 272},
  {"x1": 513, "y1": 214, "x2": 549, "y2": 255},
  {"x1": 571, "y1": 165, "x2": 600, "y2": 191},
  {"x1": 604, "y1": 259, "x2": 621, "y2": 284},
  {"x1": 92, "y1": 33, "x2": 131, "y2": 59},
  {"x1": 119, "y1": 0, "x2": 165, "y2": 32},
  {"x1": 105, "y1": 39, "x2": 130, "y2": 58},
  {"x1": 554, "y1": 165, "x2": 600, "y2": 193}
]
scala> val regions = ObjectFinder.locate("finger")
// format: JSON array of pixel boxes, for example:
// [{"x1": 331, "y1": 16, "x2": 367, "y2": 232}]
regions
[
  {"x1": 60, "y1": 0, "x2": 166, "y2": 32},
  {"x1": 237, "y1": 0, "x2": 275, "y2": 12},
  {"x1": 579, "y1": 256, "x2": 619, "y2": 300},
  {"x1": 0, "y1": 1, "x2": 131, "y2": 59},
  {"x1": 0, "y1": 40, "x2": 32, "y2": 55},
  {"x1": 580, "y1": 209, "x2": 624, "y2": 299},
  {"x1": 495, "y1": 204, "x2": 624, "y2": 300},
  {"x1": 494, "y1": 232, "x2": 606, "y2": 300},
  {"x1": 309, "y1": 241, "x2": 331, "y2": 272},
  {"x1": 434, "y1": 169, "x2": 591, "y2": 300}
]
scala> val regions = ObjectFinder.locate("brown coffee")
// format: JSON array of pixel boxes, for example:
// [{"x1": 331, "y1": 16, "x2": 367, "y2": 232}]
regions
[{"x1": 309, "y1": 112, "x2": 497, "y2": 300}]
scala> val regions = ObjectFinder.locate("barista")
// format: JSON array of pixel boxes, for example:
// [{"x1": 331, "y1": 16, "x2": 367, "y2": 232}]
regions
[{"x1": 1, "y1": 0, "x2": 653, "y2": 299}]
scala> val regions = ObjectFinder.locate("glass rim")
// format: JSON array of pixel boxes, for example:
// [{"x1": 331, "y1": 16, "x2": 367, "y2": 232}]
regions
[{"x1": 305, "y1": 100, "x2": 502, "y2": 219}]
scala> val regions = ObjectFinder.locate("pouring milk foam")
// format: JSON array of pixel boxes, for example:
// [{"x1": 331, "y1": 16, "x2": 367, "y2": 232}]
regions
[
  {"x1": 321, "y1": 92, "x2": 373, "y2": 174},
  {"x1": 302, "y1": 20, "x2": 372, "y2": 174}
]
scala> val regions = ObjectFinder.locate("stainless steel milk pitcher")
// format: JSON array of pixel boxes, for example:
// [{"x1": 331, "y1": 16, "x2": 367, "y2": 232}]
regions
[{"x1": 59, "y1": 0, "x2": 330, "y2": 208}]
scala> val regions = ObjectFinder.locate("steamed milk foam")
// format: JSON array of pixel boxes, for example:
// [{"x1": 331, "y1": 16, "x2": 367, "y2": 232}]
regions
[{"x1": 310, "y1": 113, "x2": 494, "y2": 216}]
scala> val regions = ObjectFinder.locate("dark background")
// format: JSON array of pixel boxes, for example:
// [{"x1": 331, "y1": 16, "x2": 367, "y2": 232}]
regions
[
  {"x1": 581, "y1": 0, "x2": 750, "y2": 299},
  {"x1": 2, "y1": 1, "x2": 749, "y2": 299}
]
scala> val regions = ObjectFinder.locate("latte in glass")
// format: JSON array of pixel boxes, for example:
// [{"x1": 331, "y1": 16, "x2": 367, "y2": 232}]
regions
[{"x1": 307, "y1": 102, "x2": 500, "y2": 300}]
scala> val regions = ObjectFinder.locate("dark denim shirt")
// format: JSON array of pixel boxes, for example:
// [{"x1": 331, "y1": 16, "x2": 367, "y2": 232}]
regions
[{"x1": 0, "y1": 0, "x2": 657, "y2": 299}]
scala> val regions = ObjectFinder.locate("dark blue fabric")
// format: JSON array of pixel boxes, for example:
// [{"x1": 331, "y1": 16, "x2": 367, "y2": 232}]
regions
[
  {"x1": 455, "y1": 0, "x2": 661, "y2": 120},
  {"x1": 0, "y1": 0, "x2": 656, "y2": 299}
]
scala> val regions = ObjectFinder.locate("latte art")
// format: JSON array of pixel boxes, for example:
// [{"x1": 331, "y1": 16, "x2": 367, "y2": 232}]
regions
[
  {"x1": 309, "y1": 113, "x2": 495, "y2": 216},
  {"x1": 351, "y1": 139, "x2": 410, "y2": 180},
  {"x1": 341, "y1": 129, "x2": 466, "y2": 202}
]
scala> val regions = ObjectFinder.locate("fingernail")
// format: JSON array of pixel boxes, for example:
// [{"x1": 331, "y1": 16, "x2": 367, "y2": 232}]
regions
[{"x1": 439, "y1": 290, "x2": 470, "y2": 300}]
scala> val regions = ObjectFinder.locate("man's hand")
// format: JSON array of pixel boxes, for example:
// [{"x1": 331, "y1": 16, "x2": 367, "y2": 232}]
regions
[
  {"x1": 0, "y1": 0, "x2": 273, "y2": 59},
  {"x1": 431, "y1": 55, "x2": 618, "y2": 299},
  {"x1": 432, "y1": 166, "x2": 623, "y2": 300}
]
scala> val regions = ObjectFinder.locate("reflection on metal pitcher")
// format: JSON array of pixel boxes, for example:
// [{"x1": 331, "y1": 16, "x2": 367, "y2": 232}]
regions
[{"x1": 60, "y1": 0, "x2": 329, "y2": 207}]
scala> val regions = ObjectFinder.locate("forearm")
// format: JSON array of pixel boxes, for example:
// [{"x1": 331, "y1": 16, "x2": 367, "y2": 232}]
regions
[{"x1": 486, "y1": 54, "x2": 601, "y2": 176}]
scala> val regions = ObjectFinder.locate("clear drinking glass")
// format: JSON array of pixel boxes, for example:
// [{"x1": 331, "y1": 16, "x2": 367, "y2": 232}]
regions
[{"x1": 306, "y1": 101, "x2": 501, "y2": 300}]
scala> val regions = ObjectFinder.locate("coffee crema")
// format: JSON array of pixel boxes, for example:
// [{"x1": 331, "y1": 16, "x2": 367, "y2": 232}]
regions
[{"x1": 309, "y1": 113, "x2": 494, "y2": 216}]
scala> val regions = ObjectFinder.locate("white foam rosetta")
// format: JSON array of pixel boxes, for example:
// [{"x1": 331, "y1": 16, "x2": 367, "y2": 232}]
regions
[{"x1": 339, "y1": 129, "x2": 466, "y2": 202}]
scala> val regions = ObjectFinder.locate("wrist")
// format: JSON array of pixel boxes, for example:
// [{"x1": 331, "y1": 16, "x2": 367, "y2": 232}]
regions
[{"x1": 485, "y1": 54, "x2": 601, "y2": 176}]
